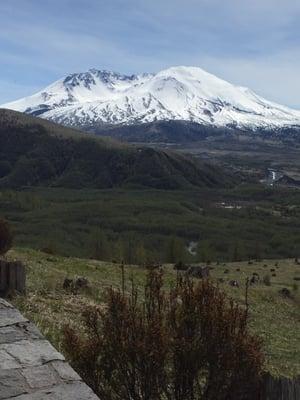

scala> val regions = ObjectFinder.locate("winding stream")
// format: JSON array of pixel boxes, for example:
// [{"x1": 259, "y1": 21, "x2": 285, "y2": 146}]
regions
[{"x1": 267, "y1": 169, "x2": 282, "y2": 186}]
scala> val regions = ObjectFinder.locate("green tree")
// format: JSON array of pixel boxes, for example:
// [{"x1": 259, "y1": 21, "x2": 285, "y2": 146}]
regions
[
  {"x1": 135, "y1": 242, "x2": 147, "y2": 265},
  {"x1": 122, "y1": 236, "x2": 135, "y2": 265},
  {"x1": 165, "y1": 236, "x2": 186, "y2": 263},
  {"x1": 92, "y1": 230, "x2": 110, "y2": 261}
]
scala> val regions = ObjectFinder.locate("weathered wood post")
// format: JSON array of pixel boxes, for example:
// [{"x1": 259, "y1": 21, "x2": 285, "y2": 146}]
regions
[
  {"x1": 261, "y1": 373, "x2": 300, "y2": 399},
  {"x1": 0, "y1": 260, "x2": 26, "y2": 297}
]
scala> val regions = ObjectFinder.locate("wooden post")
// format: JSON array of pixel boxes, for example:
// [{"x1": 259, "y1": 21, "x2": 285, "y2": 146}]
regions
[
  {"x1": 261, "y1": 373, "x2": 300, "y2": 399},
  {"x1": 0, "y1": 260, "x2": 26, "y2": 297}
]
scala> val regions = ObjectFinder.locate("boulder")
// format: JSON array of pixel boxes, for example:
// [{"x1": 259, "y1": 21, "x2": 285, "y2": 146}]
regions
[
  {"x1": 74, "y1": 277, "x2": 89, "y2": 290},
  {"x1": 63, "y1": 278, "x2": 73, "y2": 290},
  {"x1": 186, "y1": 266, "x2": 210, "y2": 279},
  {"x1": 174, "y1": 262, "x2": 189, "y2": 271},
  {"x1": 279, "y1": 288, "x2": 292, "y2": 299}
]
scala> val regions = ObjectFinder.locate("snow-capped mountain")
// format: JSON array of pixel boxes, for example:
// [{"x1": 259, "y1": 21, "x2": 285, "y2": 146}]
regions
[{"x1": 2, "y1": 66, "x2": 300, "y2": 130}]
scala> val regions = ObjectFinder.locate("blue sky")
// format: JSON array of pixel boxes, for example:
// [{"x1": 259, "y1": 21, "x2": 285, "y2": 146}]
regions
[{"x1": 1, "y1": 0, "x2": 300, "y2": 108}]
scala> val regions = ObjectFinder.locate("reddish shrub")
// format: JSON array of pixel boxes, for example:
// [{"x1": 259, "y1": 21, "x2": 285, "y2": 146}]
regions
[{"x1": 63, "y1": 271, "x2": 264, "y2": 400}]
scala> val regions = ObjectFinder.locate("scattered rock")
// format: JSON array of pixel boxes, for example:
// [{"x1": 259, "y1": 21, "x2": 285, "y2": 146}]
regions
[
  {"x1": 262, "y1": 275, "x2": 271, "y2": 286},
  {"x1": 63, "y1": 277, "x2": 89, "y2": 292},
  {"x1": 186, "y1": 266, "x2": 210, "y2": 279},
  {"x1": 74, "y1": 277, "x2": 89, "y2": 290},
  {"x1": 278, "y1": 288, "x2": 292, "y2": 299},
  {"x1": 250, "y1": 275, "x2": 260, "y2": 285},
  {"x1": 173, "y1": 261, "x2": 189, "y2": 271},
  {"x1": 145, "y1": 262, "x2": 161, "y2": 270},
  {"x1": 46, "y1": 257, "x2": 56, "y2": 263},
  {"x1": 63, "y1": 278, "x2": 73, "y2": 290},
  {"x1": 40, "y1": 247, "x2": 55, "y2": 255}
]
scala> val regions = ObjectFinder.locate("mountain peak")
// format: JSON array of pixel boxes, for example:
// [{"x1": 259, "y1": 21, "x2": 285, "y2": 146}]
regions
[
  {"x1": 159, "y1": 65, "x2": 215, "y2": 76},
  {"x1": 2, "y1": 65, "x2": 300, "y2": 130}
]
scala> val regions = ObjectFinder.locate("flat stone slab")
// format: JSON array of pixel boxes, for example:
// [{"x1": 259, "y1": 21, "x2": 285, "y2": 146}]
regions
[
  {"x1": 0, "y1": 299, "x2": 100, "y2": 399},
  {"x1": 0, "y1": 339, "x2": 64, "y2": 367},
  {"x1": 50, "y1": 360, "x2": 81, "y2": 381},
  {"x1": 21, "y1": 364, "x2": 58, "y2": 389},
  {"x1": 12, "y1": 382, "x2": 100, "y2": 400},
  {"x1": 0, "y1": 349, "x2": 21, "y2": 370},
  {"x1": 0, "y1": 307, "x2": 28, "y2": 328},
  {"x1": 0, "y1": 369, "x2": 27, "y2": 399},
  {"x1": 0, "y1": 322, "x2": 43, "y2": 345},
  {"x1": 0, "y1": 299, "x2": 13, "y2": 309}
]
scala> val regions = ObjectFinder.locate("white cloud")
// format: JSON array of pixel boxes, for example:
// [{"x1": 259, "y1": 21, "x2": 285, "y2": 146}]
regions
[
  {"x1": 196, "y1": 50, "x2": 300, "y2": 109},
  {"x1": 0, "y1": 0, "x2": 300, "y2": 107}
]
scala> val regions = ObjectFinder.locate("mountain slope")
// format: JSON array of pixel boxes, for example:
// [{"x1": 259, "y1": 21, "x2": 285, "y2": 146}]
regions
[
  {"x1": 3, "y1": 66, "x2": 300, "y2": 134},
  {"x1": 0, "y1": 109, "x2": 236, "y2": 189}
]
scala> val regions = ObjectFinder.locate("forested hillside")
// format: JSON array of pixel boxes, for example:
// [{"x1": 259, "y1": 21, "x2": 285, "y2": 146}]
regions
[{"x1": 0, "y1": 109, "x2": 236, "y2": 189}]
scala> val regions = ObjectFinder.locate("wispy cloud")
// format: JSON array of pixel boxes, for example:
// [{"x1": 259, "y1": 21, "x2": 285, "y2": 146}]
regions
[{"x1": 0, "y1": 0, "x2": 299, "y2": 107}]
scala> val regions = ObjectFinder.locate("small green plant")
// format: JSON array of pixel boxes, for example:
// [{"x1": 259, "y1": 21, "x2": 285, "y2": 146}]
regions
[
  {"x1": 263, "y1": 274, "x2": 271, "y2": 286},
  {"x1": 0, "y1": 218, "x2": 13, "y2": 256},
  {"x1": 292, "y1": 282, "x2": 298, "y2": 293}
]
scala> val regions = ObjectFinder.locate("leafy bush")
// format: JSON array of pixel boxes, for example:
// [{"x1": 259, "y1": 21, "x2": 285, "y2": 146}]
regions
[
  {"x1": 0, "y1": 218, "x2": 13, "y2": 255},
  {"x1": 63, "y1": 272, "x2": 264, "y2": 400},
  {"x1": 263, "y1": 274, "x2": 271, "y2": 286},
  {"x1": 292, "y1": 282, "x2": 298, "y2": 292}
]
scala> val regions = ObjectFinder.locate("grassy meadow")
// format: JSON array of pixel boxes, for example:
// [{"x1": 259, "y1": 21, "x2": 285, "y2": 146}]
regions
[{"x1": 9, "y1": 247, "x2": 300, "y2": 379}]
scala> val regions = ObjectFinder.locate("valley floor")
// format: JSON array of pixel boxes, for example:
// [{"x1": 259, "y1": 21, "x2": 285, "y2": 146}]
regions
[
  {"x1": 9, "y1": 247, "x2": 300, "y2": 379},
  {"x1": 2, "y1": 186, "x2": 300, "y2": 262}
]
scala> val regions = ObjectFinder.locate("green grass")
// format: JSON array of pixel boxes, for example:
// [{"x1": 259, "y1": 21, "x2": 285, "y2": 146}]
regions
[{"x1": 10, "y1": 247, "x2": 300, "y2": 379}]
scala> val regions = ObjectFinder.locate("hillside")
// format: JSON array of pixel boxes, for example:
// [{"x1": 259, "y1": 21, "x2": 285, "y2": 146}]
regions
[
  {"x1": 83, "y1": 119, "x2": 300, "y2": 144},
  {"x1": 0, "y1": 109, "x2": 235, "y2": 190},
  {"x1": 10, "y1": 247, "x2": 300, "y2": 379}
]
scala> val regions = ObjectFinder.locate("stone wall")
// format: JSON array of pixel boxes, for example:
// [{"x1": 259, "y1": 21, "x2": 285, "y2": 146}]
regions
[{"x1": 0, "y1": 298, "x2": 99, "y2": 399}]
